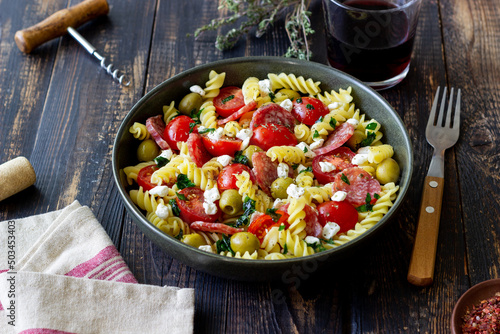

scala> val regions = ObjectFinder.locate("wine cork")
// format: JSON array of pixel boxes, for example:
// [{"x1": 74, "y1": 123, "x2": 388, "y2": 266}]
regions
[{"x1": 0, "y1": 156, "x2": 36, "y2": 202}]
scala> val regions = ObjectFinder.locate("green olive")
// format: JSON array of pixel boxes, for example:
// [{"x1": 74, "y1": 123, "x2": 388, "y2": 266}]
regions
[
  {"x1": 376, "y1": 158, "x2": 400, "y2": 184},
  {"x1": 242, "y1": 145, "x2": 263, "y2": 167},
  {"x1": 137, "y1": 139, "x2": 160, "y2": 162},
  {"x1": 178, "y1": 92, "x2": 203, "y2": 116},
  {"x1": 219, "y1": 189, "x2": 243, "y2": 215},
  {"x1": 271, "y1": 177, "x2": 294, "y2": 199},
  {"x1": 230, "y1": 232, "x2": 260, "y2": 254},
  {"x1": 181, "y1": 233, "x2": 207, "y2": 248}
]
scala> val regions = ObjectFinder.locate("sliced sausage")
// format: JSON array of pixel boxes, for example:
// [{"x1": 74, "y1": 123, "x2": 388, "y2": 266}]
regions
[
  {"x1": 332, "y1": 167, "x2": 381, "y2": 207},
  {"x1": 146, "y1": 115, "x2": 170, "y2": 150},
  {"x1": 249, "y1": 103, "x2": 297, "y2": 131},
  {"x1": 313, "y1": 122, "x2": 354, "y2": 156}
]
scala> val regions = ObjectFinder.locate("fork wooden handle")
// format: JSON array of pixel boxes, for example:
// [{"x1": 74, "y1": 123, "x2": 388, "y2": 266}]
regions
[
  {"x1": 15, "y1": 0, "x2": 109, "y2": 53},
  {"x1": 407, "y1": 176, "x2": 445, "y2": 286}
]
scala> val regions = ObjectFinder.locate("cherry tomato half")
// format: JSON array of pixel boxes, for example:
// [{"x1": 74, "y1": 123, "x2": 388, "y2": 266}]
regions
[
  {"x1": 317, "y1": 201, "x2": 358, "y2": 234},
  {"x1": 312, "y1": 147, "x2": 356, "y2": 185},
  {"x1": 201, "y1": 135, "x2": 242, "y2": 157},
  {"x1": 175, "y1": 187, "x2": 221, "y2": 223},
  {"x1": 247, "y1": 210, "x2": 289, "y2": 242},
  {"x1": 292, "y1": 97, "x2": 329, "y2": 126},
  {"x1": 163, "y1": 115, "x2": 198, "y2": 151},
  {"x1": 213, "y1": 86, "x2": 246, "y2": 118},
  {"x1": 217, "y1": 163, "x2": 255, "y2": 190},
  {"x1": 250, "y1": 123, "x2": 298, "y2": 151},
  {"x1": 137, "y1": 165, "x2": 159, "y2": 191}
]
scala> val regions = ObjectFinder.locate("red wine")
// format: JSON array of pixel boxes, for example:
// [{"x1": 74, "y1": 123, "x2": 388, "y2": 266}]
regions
[{"x1": 324, "y1": 0, "x2": 416, "y2": 83}]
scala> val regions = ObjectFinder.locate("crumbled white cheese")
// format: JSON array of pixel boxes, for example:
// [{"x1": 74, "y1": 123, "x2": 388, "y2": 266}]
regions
[
  {"x1": 217, "y1": 155, "x2": 232, "y2": 167},
  {"x1": 158, "y1": 149, "x2": 173, "y2": 160},
  {"x1": 277, "y1": 163, "x2": 289, "y2": 179},
  {"x1": 198, "y1": 125, "x2": 207, "y2": 133},
  {"x1": 189, "y1": 85, "x2": 205, "y2": 96},
  {"x1": 149, "y1": 186, "x2": 171, "y2": 197},
  {"x1": 280, "y1": 98, "x2": 293, "y2": 112},
  {"x1": 296, "y1": 164, "x2": 308, "y2": 174},
  {"x1": 331, "y1": 191, "x2": 347, "y2": 202},
  {"x1": 258, "y1": 79, "x2": 272, "y2": 96},
  {"x1": 199, "y1": 245, "x2": 214, "y2": 253},
  {"x1": 357, "y1": 147, "x2": 370, "y2": 155},
  {"x1": 236, "y1": 128, "x2": 253, "y2": 141},
  {"x1": 273, "y1": 198, "x2": 284, "y2": 208},
  {"x1": 305, "y1": 236, "x2": 320, "y2": 245},
  {"x1": 322, "y1": 222, "x2": 341, "y2": 239},
  {"x1": 351, "y1": 153, "x2": 369, "y2": 165},
  {"x1": 346, "y1": 118, "x2": 359, "y2": 128},
  {"x1": 309, "y1": 139, "x2": 324, "y2": 150},
  {"x1": 319, "y1": 161, "x2": 336, "y2": 173},
  {"x1": 207, "y1": 127, "x2": 224, "y2": 141},
  {"x1": 287, "y1": 184, "x2": 305, "y2": 199},
  {"x1": 203, "y1": 201, "x2": 218, "y2": 215},
  {"x1": 155, "y1": 203, "x2": 170, "y2": 219},
  {"x1": 204, "y1": 186, "x2": 220, "y2": 203},
  {"x1": 327, "y1": 102, "x2": 341, "y2": 110},
  {"x1": 250, "y1": 211, "x2": 264, "y2": 222},
  {"x1": 296, "y1": 142, "x2": 316, "y2": 158}
]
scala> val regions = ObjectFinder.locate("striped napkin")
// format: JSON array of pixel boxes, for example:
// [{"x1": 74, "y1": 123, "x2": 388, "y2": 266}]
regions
[{"x1": 0, "y1": 201, "x2": 194, "y2": 334}]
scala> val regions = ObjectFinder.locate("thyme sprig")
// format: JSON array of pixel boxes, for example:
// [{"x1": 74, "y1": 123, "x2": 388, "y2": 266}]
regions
[{"x1": 193, "y1": 0, "x2": 314, "y2": 60}]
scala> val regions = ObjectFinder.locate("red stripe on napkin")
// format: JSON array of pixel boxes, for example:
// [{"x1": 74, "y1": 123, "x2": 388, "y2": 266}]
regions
[{"x1": 64, "y1": 245, "x2": 137, "y2": 283}]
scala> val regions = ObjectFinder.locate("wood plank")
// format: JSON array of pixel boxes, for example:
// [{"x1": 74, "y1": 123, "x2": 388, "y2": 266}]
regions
[{"x1": 440, "y1": 0, "x2": 500, "y2": 285}]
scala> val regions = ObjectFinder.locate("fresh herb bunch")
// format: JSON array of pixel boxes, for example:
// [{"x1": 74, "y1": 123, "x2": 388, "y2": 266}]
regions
[{"x1": 194, "y1": 0, "x2": 314, "y2": 60}]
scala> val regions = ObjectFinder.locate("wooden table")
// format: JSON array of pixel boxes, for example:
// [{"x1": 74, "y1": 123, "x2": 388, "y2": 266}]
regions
[{"x1": 1, "y1": 0, "x2": 499, "y2": 332}]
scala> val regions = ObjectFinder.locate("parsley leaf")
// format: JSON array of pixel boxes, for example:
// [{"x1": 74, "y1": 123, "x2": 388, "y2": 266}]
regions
[
  {"x1": 329, "y1": 117, "x2": 337, "y2": 128},
  {"x1": 283, "y1": 243, "x2": 288, "y2": 254},
  {"x1": 198, "y1": 127, "x2": 216, "y2": 135},
  {"x1": 315, "y1": 116, "x2": 324, "y2": 124},
  {"x1": 313, "y1": 130, "x2": 320, "y2": 138},
  {"x1": 303, "y1": 146, "x2": 308, "y2": 153},
  {"x1": 232, "y1": 150, "x2": 249, "y2": 166},
  {"x1": 306, "y1": 104, "x2": 314, "y2": 110},
  {"x1": 296, "y1": 97, "x2": 303, "y2": 103},
  {"x1": 235, "y1": 196, "x2": 256, "y2": 227},
  {"x1": 216, "y1": 235, "x2": 235, "y2": 255},
  {"x1": 366, "y1": 122, "x2": 378, "y2": 130},
  {"x1": 356, "y1": 193, "x2": 376, "y2": 212},
  {"x1": 176, "y1": 174, "x2": 196, "y2": 189},
  {"x1": 291, "y1": 163, "x2": 299, "y2": 170},
  {"x1": 279, "y1": 224, "x2": 286, "y2": 231},
  {"x1": 299, "y1": 166, "x2": 312, "y2": 174},
  {"x1": 169, "y1": 199, "x2": 181, "y2": 216},
  {"x1": 176, "y1": 192, "x2": 187, "y2": 201},
  {"x1": 266, "y1": 208, "x2": 282, "y2": 222},
  {"x1": 188, "y1": 121, "x2": 198, "y2": 133},
  {"x1": 175, "y1": 229, "x2": 184, "y2": 240},
  {"x1": 359, "y1": 131, "x2": 376, "y2": 148},
  {"x1": 269, "y1": 92, "x2": 276, "y2": 102},
  {"x1": 341, "y1": 173, "x2": 350, "y2": 185},
  {"x1": 154, "y1": 156, "x2": 169, "y2": 168},
  {"x1": 222, "y1": 95, "x2": 234, "y2": 104}
]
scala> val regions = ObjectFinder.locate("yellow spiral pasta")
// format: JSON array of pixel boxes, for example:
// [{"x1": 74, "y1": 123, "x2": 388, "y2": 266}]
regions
[
  {"x1": 268, "y1": 73, "x2": 321, "y2": 95},
  {"x1": 129, "y1": 187, "x2": 163, "y2": 213},
  {"x1": 316, "y1": 87, "x2": 354, "y2": 106},
  {"x1": 150, "y1": 156, "x2": 185, "y2": 185},
  {"x1": 242, "y1": 76, "x2": 261, "y2": 104},
  {"x1": 223, "y1": 121, "x2": 242, "y2": 138},
  {"x1": 295, "y1": 170, "x2": 314, "y2": 188},
  {"x1": 162, "y1": 101, "x2": 179, "y2": 123},
  {"x1": 177, "y1": 159, "x2": 217, "y2": 191},
  {"x1": 123, "y1": 161, "x2": 155, "y2": 185},
  {"x1": 304, "y1": 185, "x2": 332, "y2": 205},
  {"x1": 286, "y1": 196, "x2": 307, "y2": 239},
  {"x1": 199, "y1": 100, "x2": 218, "y2": 129},
  {"x1": 294, "y1": 123, "x2": 311, "y2": 143},
  {"x1": 367, "y1": 144, "x2": 394, "y2": 164},
  {"x1": 203, "y1": 70, "x2": 226, "y2": 99},
  {"x1": 147, "y1": 211, "x2": 190, "y2": 237},
  {"x1": 129, "y1": 122, "x2": 150, "y2": 140},
  {"x1": 266, "y1": 146, "x2": 306, "y2": 165},
  {"x1": 278, "y1": 229, "x2": 315, "y2": 257}
]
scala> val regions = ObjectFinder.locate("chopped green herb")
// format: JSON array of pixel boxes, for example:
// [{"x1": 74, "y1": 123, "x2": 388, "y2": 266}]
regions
[
  {"x1": 359, "y1": 132, "x2": 376, "y2": 147},
  {"x1": 176, "y1": 192, "x2": 188, "y2": 201},
  {"x1": 190, "y1": 108, "x2": 203, "y2": 120},
  {"x1": 307, "y1": 241, "x2": 326, "y2": 252},
  {"x1": 374, "y1": 193, "x2": 380, "y2": 200},
  {"x1": 266, "y1": 208, "x2": 282, "y2": 222},
  {"x1": 356, "y1": 193, "x2": 375, "y2": 212},
  {"x1": 291, "y1": 163, "x2": 299, "y2": 170},
  {"x1": 269, "y1": 92, "x2": 276, "y2": 102},
  {"x1": 198, "y1": 127, "x2": 216, "y2": 134},
  {"x1": 341, "y1": 173, "x2": 350, "y2": 185},
  {"x1": 169, "y1": 199, "x2": 181, "y2": 216},
  {"x1": 154, "y1": 156, "x2": 169, "y2": 168},
  {"x1": 176, "y1": 174, "x2": 196, "y2": 189},
  {"x1": 313, "y1": 130, "x2": 320, "y2": 138},
  {"x1": 366, "y1": 122, "x2": 378, "y2": 130},
  {"x1": 175, "y1": 229, "x2": 184, "y2": 240},
  {"x1": 283, "y1": 243, "x2": 288, "y2": 254},
  {"x1": 216, "y1": 235, "x2": 235, "y2": 255},
  {"x1": 303, "y1": 146, "x2": 308, "y2": 153},
  {"x1": 232, "y1": 150, "x2": 250, "y2": 166},
  {"x1": 235, "y1": 196, "x2": 256, "y2": 227},
  {"x1": 315, "y1": 116, "x2": 324, "y2": 124},
  {"x1": 188, "y1": 121, "x2": 198, "y2": 133},
  {"x1": 320, "y1": 238, "x2": 335, "y2": 245},
  {"x1": 296, "y1": 97, "x2": 303, "y2": 103},
  {"x1": 279, "y1": 224, "x2": 285, "y2": 231},
  {"x1": 222, "y1": 95, "x2": 235, "y2": 104},
  {"x1": 306, "y1": 104, "x2": 314, "y2": 110},
  {"x1": 299, "y1": 166, "x2": 312, "y2": 174},
  {"x1": 329, "y1": 117, "x2": 337, "y2": 128}
]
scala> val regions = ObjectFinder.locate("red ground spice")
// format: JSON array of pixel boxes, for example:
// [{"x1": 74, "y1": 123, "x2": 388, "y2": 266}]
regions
[{"x1": 462, "y1": 293, "x2": 500, "y2": 333}]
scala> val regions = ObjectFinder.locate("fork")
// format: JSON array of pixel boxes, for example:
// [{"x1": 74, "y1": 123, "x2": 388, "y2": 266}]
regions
[{"x1": 407, "y1": 86, "x2": 461, "y2": 287}]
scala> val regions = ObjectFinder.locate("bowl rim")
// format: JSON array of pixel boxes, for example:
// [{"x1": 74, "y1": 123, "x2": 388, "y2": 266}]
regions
[
  {"x1": 451, "y1": 278, "x2": 500, "y2": 333},
  {"x1": 112, "y1": 56, "x2": 414, "y2": 267}
]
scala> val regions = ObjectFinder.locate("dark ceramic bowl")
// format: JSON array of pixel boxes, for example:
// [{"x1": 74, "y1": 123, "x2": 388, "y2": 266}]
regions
[
  {"x1": 451, "y1": 278, "x2": 500, "y2": 333},
  {"x1": 112, "y1": 56, "x2": 413, "y2": 281}
]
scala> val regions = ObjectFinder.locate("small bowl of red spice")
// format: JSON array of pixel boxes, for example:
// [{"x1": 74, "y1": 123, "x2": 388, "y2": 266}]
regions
[{"x1": 451, "y1": 278, "x2": 500, "y2": 333}]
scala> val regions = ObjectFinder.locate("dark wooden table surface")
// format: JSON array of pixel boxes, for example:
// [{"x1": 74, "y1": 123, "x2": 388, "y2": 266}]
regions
[{"x1": 1, "y1": 0, "x2": 499, "y2": 332}]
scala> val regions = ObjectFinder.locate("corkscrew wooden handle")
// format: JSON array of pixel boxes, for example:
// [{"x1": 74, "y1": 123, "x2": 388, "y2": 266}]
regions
[{"x1": 15, "y1": 0, "x2": 109, "y2": 53}]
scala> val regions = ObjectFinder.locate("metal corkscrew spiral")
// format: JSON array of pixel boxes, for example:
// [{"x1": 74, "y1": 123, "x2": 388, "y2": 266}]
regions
[{"x1": 67, "y1": 27, "x2": 131, "y2": 87}]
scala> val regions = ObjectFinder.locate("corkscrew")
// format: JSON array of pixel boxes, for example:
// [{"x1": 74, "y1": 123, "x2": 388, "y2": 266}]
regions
[{"x1": 14, "y1": 0, "x2": 130, "y2": 87}]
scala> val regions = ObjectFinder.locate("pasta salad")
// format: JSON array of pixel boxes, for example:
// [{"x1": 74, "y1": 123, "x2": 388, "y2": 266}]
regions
[{"x1": 123, "y1": 71, "x2": 400, "y2": 260}]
